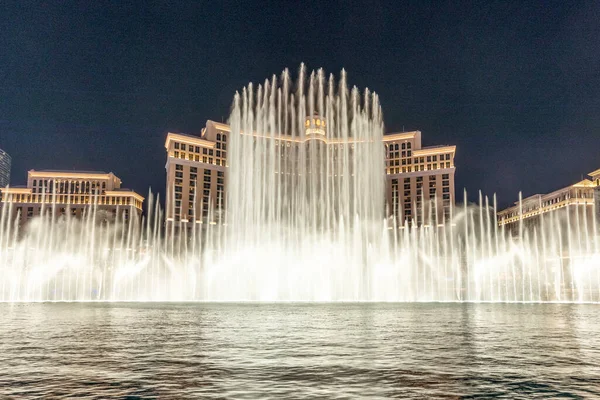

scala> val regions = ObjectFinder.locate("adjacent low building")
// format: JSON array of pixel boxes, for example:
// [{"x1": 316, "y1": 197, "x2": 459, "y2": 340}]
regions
[
  {"x1": 0, "y1": 170, "x2": 144, "y2": 225},
  {"x1": 497, "y1": 168, "x2": 600, "y2": 232},
  {"x1": 165, "y1": 119, "x2": 456, "y2": 228}
]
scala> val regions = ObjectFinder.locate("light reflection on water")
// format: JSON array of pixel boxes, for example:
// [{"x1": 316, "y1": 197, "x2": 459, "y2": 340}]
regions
[{"x1": 0, "y1": 303, "x2": 599, "y2": 398}]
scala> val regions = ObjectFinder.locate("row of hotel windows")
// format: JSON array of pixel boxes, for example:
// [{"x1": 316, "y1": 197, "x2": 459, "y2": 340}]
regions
[
  {"x1": 14, "y1": 206, "x2": 132, "y2": 220},
  {"x1": 31, "y1": 179, "x2": 108, "y2": 194},
  {"x1": 388, "y1": 162, "x2": 452, "y2": 174},
  {"x1": 174, "y1": 143, "x2": 227, "y2": 153},
  {"x1": 3, "y1": 193, "x2": 140, "y2": 207},
  {"x1": 388, "y1": 153, "x2": 452, "y2": 163},
  {"x1": 501, "y1": 188, "x2": 596, "y2": 219},
  {"x1": 173, "y1": 151, "x2": 226, "y2": 166}
]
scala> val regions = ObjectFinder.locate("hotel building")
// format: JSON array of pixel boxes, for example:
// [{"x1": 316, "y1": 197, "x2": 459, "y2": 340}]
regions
[
  {"x1": 383, "y1": 132, "x2": 456, "y2": 226},
  {"x1": 165, "y1": 119, "x2": 456, "y2": 227},
  {"x1": 497, "y1": 168, "x2": 600, "y2": 231},
  {"x1": 0, "y1": 148, "x2": 11, "y2": 189},
  {"x1": 0, "y1": 170, "x2": 144, "y2": 225}
]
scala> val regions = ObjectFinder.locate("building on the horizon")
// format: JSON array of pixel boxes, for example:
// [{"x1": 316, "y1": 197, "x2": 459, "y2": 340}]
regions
[
  {"x1": 0, "y1": 170, "x2": 144, "y2": 225},
  {"x1": 497, "y1": 168, "x2": 600, "y2": 232},
  {"x1": 164, "y1": 119, "x2": 456, "y2": 228},
  {"x1": 0, "y1": 149, "x2": 11, "y2": 189}
]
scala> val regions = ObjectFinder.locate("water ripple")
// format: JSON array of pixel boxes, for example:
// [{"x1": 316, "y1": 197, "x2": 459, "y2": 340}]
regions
[{"x1": 0, "y1": 303, "x2": 599, "y2": 399}]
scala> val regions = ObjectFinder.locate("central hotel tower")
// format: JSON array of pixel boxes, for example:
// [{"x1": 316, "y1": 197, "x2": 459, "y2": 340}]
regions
[{"x1": 165, "y1": 119, "x2": 456, "y2": 228}]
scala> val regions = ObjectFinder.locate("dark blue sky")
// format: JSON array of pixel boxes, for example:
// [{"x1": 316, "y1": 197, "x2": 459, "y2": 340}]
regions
[{"x1": 1, "y1": 1, "x2": 598, "y2": 208}]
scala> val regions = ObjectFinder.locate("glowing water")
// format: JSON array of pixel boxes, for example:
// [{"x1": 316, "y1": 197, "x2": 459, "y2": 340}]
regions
[{"x1": 1, "y1": 66, "x2": 599, "y2": 302}]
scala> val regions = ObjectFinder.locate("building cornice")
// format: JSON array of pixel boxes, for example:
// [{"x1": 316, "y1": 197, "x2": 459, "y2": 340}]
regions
[
  {"x1": 28, "y1": 170, "x2": 118, "y2": 181},
  {"x1": 382, "y1": 131, "x2": 420, "y2": 141},
  {"x1": 413, "y1": 145, "x2": 456, "y2": 156},
  {"x1": 588, "y1": 168, "x2": 600, "y2": 178},
  {"x1": 164, "y1": 133, "x2": 217, "y2": 149}
]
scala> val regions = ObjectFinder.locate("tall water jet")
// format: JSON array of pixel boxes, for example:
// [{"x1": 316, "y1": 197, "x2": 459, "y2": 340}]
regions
[{"x1": 201, "y1": 66, "x2": 386, "y2": 300}]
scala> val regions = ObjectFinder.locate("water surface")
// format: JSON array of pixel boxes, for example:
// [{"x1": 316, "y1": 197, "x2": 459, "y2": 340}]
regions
[{"x1": 0, "y1": 303, "x2": 599, "y2": 398}]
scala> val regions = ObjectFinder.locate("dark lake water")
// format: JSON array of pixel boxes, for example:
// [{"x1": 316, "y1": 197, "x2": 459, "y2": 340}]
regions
[{"x1": 0, "y1": 303, "x2": 599, "y2": 399}]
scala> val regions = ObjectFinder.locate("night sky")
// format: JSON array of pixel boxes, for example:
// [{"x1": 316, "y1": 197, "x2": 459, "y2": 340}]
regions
[{"x1": 1, "y1": 1, "x2": 598, "y2": 209}]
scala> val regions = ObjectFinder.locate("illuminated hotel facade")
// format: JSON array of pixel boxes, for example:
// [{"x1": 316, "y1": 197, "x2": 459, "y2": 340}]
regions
[
  {"x1": 0, "y1": 148, "x2": 11, "y2": 189},
  {"x1": 0, "y1": 170, "x2": 144, "y2": 225},
  {"x1": 497, "y1": 168, "x2": 600, "y2": 231},
  {"x1": 165, "y1": 119, "x2": 456, "y2": 227}
]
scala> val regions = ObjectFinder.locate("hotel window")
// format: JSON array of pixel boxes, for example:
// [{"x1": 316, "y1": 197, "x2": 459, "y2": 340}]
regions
[
  {"x1": 394, "y1": 143, "x2": 399, "y2": 151},
  {"x1": 175, "y1": 143, "x2": 180, "y2": 149},
  {"x1": 175, "y1": 186, "x2": 182, "y2": 193},
  {"x1": 443, "y1": 194, "x2": 450, "y2": 200},
  {"x1": 427, "y1": 156, "x2": 431, "y2": 162},
  {"x1": 401, "y1": 143, "x2": 406, "y2": 150},
  {"x1": 181, "y1": 144, "x2": 186, "y2": 151},
  {"x1": 404, "y1": 190, "x2": 410, "y2": 196},
  {"x1": 195, "y1": 147, "x2": 200, "y2": 153},
  {"x1": 443, "y1": 187, "x2": 450, "y2": 193},
  {"x1": 433, "y1": 155, "x2": 437, "y2": 161},
  {"x1": 446, "y1": 162, "x2": 450, "y2": 168},
  {"x1": 175, "y1": 171, "x2": 183, "y2": 178},
  {"x1": 407, "y1": 142, "x2": 412, "y2": 149},
  {"x1": 209, "y1": 149, "x2": 213, "y2": 156},
  {"x1": 203, "y1": 148, "x2": 208, "y2": 155},
  {"x1": 204, "y1": 183, "x2": 210, "y2": 189},
  {"x1": 222, "y1": 144, "x2": 227, "y2": 150},
  {"x1": 218, "y1": 171, "x2": 224, "y2": 177},
  {"x1": 204, "y1": 176, "x2": 211, "y2": 183},
  {"x1": 222, "y1": 134, "x2": 227, "y2": 142},
  {"x1": 216, "y1": 151, "x2": 221, "y2": 157},
  {"x1": 217, "y1": 133, "x2": 221, "y2": 141},
  {"x1": 404, "y1": 178, "x2": 410, "y2": 183}
]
